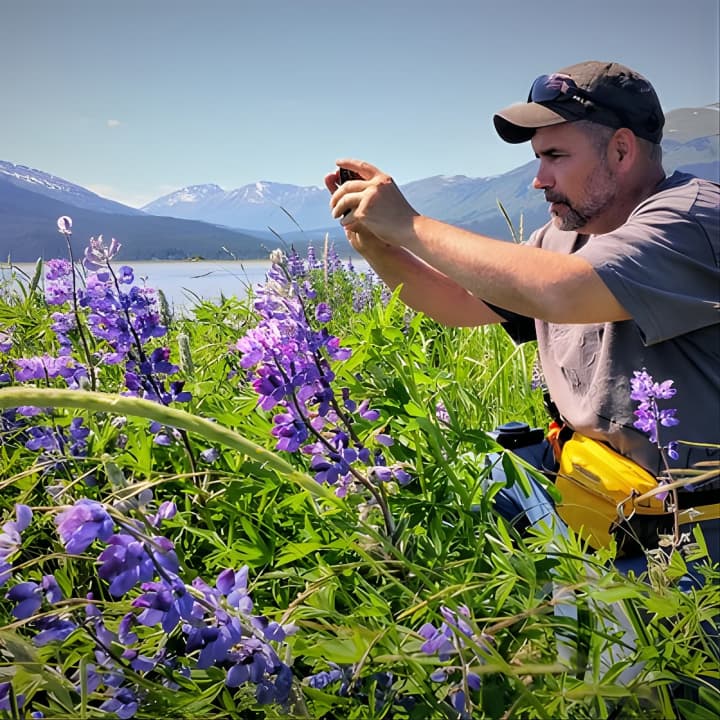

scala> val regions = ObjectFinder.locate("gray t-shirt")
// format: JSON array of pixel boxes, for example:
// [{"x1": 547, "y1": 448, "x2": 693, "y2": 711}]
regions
[{"x1": 530, "y1": 172, "x2": 719, "y2": 475}]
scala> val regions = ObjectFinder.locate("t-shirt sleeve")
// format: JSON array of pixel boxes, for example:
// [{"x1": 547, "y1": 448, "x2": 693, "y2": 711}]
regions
[
  {"x1": 576, "y1": 200, "x2": 719, "y2": 346},
  {"x1": 485, "y1": 302, "x2": 537, "y2": 344}
]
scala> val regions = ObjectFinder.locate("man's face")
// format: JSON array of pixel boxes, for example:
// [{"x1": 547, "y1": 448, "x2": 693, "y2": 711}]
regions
[{"x1": 531, "y1": 123, "x2": 618, "y2": 233}]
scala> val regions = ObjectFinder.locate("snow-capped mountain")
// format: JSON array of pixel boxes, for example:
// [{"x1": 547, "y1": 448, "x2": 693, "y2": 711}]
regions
[
  {"x1": 142, "y1": 181, "x2": 330, "y2": 231},
  {"x1": 0, "y1": 166, "x2": 272, "y2": 262},
  {"x1": 0, "y1": 160, "x2": 142, "y2": 215},
  {"x1": 139, "y1": 104, "x2": 719, "y2": 236},
  {"x1": 2, "y1": 102, "x2": 717, "y2": 260}
]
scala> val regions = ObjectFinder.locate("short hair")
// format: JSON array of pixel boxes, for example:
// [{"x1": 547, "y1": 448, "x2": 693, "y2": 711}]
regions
[{"x1": 574, "y1": 119, "x2": 663, "y2": 164}]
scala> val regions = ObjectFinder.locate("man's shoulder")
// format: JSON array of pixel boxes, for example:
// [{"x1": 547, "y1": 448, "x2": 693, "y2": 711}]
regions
[
  {"x1": 528, "y1": 222, "x2": 581, "y2": 252},
  {"x1": 640, "y1": 171, "x2": 720, "y2": 214}
]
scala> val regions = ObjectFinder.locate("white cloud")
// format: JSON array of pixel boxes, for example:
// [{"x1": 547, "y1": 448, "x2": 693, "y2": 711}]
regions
[{"x1": 106, "y1": 119, "x2": 122, "y2": 128}]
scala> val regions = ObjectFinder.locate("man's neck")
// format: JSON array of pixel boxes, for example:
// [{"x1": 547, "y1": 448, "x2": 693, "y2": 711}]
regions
[{"x1": 590, "y1": 167, "x2": 667, "y2": 235}]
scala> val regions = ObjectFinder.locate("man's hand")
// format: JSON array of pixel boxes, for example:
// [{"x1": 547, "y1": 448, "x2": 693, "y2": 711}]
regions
[{"x1": 324, "y1": 159, "x2": 418, "y2": 247}]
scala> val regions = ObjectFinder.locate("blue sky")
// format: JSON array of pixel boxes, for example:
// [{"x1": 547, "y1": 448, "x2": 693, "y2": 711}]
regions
[{"x1": 1, "y1": 0, "x2": 718, "y2": 208}]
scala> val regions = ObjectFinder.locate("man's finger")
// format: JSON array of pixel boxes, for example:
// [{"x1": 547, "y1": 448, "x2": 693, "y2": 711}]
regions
[{"x1": 334, "y1": 158, "x2": 381, "y2": 180}]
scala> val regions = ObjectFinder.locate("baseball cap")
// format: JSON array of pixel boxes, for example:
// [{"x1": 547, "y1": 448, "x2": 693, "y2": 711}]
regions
[{"x1": 493, "y1": 61, "x2": 665, "y2": 144}]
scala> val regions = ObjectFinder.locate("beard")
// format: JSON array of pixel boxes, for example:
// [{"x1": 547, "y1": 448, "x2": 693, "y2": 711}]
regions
[{"x1": 546, "y1": 161, "x2": 618, "y2": 232}]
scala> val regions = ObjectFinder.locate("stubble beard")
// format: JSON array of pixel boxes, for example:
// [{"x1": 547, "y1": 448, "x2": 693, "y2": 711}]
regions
[{"x1": 551, "y1": 161, "x2": 618, "y2": 232}]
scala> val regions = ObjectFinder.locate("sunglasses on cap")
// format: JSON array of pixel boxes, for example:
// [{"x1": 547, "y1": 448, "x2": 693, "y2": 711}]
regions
[
  {"x1": 529, "y1": 73, "x2": 635, "y2": 123},
  {"x1": 529, "y1": 74, "x2": 604, "y2": 107}
]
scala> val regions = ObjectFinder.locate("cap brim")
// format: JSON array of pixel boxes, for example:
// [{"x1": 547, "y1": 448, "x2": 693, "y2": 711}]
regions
[{"x1": 493, "y1": 102, "x2": 569, "y2": 144}]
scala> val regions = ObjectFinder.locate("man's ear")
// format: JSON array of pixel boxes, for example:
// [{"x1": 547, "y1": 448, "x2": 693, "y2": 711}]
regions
[{"x1": 611, "y1": 128, "x2": 635, "y2": 166}]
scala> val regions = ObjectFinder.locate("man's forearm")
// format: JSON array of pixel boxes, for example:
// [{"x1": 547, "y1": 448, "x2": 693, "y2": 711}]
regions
[
  {"x1": 397, "y1": 216, "x2": 629, "y2": 324},
  {"x1": 356, "y1": 236, "x2": 505, "y2": 327}
]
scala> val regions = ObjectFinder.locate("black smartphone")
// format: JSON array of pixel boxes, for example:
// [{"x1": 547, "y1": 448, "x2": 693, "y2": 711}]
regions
[{"x1": 338, "y1": 167, "x2": 361, "y2": 185}]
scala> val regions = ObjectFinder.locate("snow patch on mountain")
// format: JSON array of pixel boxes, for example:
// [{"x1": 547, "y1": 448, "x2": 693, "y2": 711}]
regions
[
  {"x1": 1, "y1": 160, "x2": 89, "y2": 195},
  {"x1": 161, "y1": 184, "x2": 225, "y2": 205},
  {"x1": 0, "y1": 160, "x2": 141, "y2": 215}
]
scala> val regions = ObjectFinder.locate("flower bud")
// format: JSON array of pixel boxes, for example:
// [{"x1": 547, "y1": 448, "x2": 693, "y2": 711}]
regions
[
  {"x1": 177, "y1": 333, "x2": 194, "y2": 377},
  {"x1": 56, "y1": 216, "x2": 72, "y2": 234},
  {"x1": 269, "y1": 249, "x2": 285, "y2": 266},
  {"x1": 157, "y1": 289, "x2": 173, "y2": 327}
]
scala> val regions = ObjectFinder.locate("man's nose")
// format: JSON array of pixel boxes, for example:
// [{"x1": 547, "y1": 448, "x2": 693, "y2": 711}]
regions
[{"x1": 532, "y1": 163, "x2": 553, "y2": 190}]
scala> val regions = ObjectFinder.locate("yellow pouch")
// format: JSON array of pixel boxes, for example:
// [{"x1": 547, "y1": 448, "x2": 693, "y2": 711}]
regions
[{"x1": 556, "y1": 433, "x2": 665, "y2": 549}]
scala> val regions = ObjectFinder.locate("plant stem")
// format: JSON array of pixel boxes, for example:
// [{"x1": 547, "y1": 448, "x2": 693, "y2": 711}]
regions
[{"x1": 63, "y1": 234, "x2": 97, "y2": 390}]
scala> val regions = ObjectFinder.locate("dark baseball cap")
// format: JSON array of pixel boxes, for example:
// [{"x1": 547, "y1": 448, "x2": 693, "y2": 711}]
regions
[{"x1": 493, "y1": 60, "x2": 665, "y2": 144}]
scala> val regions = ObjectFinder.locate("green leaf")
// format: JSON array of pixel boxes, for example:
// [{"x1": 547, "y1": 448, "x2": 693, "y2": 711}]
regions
[
  {"x1": 276, "y1": 541, "x2": 325, "y2": 566},
  {"x1": 644, "y1": 592, "x2": 681, "y2": 616},
  {"x1": 404, "y1": 401, "x2": 427, "y2": 418},
  {"x1": 675, "y1": 698, "x2": 720, "y2": 720},
  {"x1": 590, "y1": 585, "x2": 643, "y2": 603},
  {"x1": 665, "y1": 548, "x2": 689, "y2": 579},
  {"x1": 307, "y1": 633, "x2": 368, "y2": 664},
  {"x1": 481, "y1": 674, "x2": 507, "y2": 720}
]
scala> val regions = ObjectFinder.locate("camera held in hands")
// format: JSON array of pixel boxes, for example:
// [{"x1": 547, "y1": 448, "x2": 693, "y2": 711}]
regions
[{"x1": 338, "y1": 167, "x2": 361, "y2": 185}]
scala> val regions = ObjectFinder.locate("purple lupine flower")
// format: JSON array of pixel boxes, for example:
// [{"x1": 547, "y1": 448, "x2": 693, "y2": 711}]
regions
[
  {"x1": 55, "y1": 499, "x2": 115, "y2": 554},
  {"x1": 117, "y1": 265, "x2": 134, "y2": 284},
  {"x1": 0, "y1": 504, "x2": 33, "y2": 562},
  {"x1": 44, "y1": 258, "x2": 74, "y2": 306},
  {"x1": 255, "y1": 665, "x2": 294, "y2": 705},
  {"x1": 0, "y1": 682, "x2": 25, "y2": 712},
  {"x1": 132, "y1": 578, "x2": 193, "y2": 633},
  {"x1": 419, "y1": 605, "x2": 488, "y2": 662},
  {"x1": 418, "y1": 620, "x2": 456, "y2": 660},
  {"x1": 224, "y1": 635, "x2": 286, "y2": 693},
  {"x1": 630, "y1": 369, "x2": 681, "y2": 448},
  {"x1": 357, "y1": 399, "x2": 380, "y2": 421},
  {"x1": 76, "y1": 261, "x2": 166, "y2": 366},
  {"x1": 118, "y1": 612, "x2": 139, "y2": 646},
  {"x1": 188, "y1": 621, "x2": 242, "y2": 669},
  {"x1": 199, "y1": 447, "x2": 219, "y2": 464},
  {"x1": 450, "y1": 689, "x2": 468, "y2": 716},
  {"x1": 250, "y1": 615, "x2": 296, "y2": 643},
  {"x1": 99, "y1": 686, "x2": 138, "y2": 720},
  {"x1": 33, "y1": 615, "x2": 77, "y2": 646},
  {"x1": 5, "y1": 574, "x2": 62, "y2": 620},
  {"x1": 41, "y1": 574, "x2": 63, "y2": 603},
  {"x1": 121, "y1": 648, "x2": 157, "y2": 673},
  {"x1": 315, "y1": 303, "x2": 332, "y2": 323},
  {"x1": 235, "y1": 252, "x2": 403, "y2": 514},
  {"x1": 25, "y1": 426, "x2": 62, "y2": 453},
  {"x1": 6, "y1": 581, "x2": 43, "y2": 619},
  {"x1": 14, "y1": 354, "x2": 77, "y2": 383},
  {"x1": 435, "y1": 401, "x2": 451, "y2": 425},
  {"x1": 216, "y1": 567, "x2": 254, "y2": 613},
  {"x1": 286, "y1": 249, "x2": 306, "y2": 278},
  {"x1": 0, "y1": 328, "x2": 14, "y2": 353},
  {"x1": 307, "y1": 666, "x2": 344, "y2": 689},
  {"x1": 148, "y1": 501, "x2": 177, "y2": 527},
  {"x1": 83, "y1": 234, "x2": 122, "y2": 270},
  {"x1": 98, "y1": 534, "x2": 179, "y2": 597},
  {"x1": 271, "y1": 412, "x2": 309, "y2": 453},
  {"x1": 0, "y1": 563, "x2": 11, "y2": 588},
  {"x1": 50, "y1": 311, "x2": 77, "y2": 346}
]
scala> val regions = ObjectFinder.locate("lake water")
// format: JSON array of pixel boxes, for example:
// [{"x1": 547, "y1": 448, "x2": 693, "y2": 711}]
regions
[{"x1": 2, "y1": 258, "x2": 371, "y2": 312}]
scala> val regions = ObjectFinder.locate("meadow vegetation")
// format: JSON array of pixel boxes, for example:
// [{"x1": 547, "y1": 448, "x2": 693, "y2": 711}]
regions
[{"x1": 0, "y1": 219, "x2": 717, "y2": 719}]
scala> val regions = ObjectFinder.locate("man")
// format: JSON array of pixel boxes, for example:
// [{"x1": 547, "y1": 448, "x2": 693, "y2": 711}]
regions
[{"x1": 325, "y1": 60, "x2": 719, "y2": 566}]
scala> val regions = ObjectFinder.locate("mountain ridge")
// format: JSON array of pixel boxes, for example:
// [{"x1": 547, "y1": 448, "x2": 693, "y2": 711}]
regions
[{"x1": 2, "y1": 103, "x2": 717, "y2": 261}]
